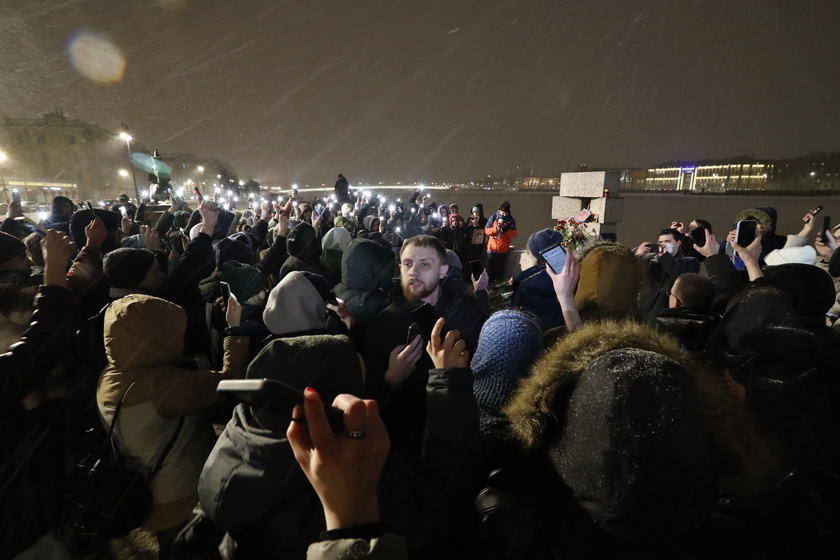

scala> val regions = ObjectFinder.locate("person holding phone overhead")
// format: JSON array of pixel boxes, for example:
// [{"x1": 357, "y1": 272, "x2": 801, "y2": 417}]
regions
[{"x1": 510, "y1": 229, "x2": 566, "y2": 332}]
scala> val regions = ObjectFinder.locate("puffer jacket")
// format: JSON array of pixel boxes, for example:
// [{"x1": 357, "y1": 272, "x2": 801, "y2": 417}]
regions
[
  {"x1": 484, "y1": 213, "x2": 517, "y2": 254},
  {"x1": 96, "y1": 294, "x2": 249, "y2": 531}
]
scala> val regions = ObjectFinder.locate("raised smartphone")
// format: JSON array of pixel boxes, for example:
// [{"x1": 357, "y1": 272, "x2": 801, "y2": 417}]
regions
[
  {"x1": 735, "y1": 219, "x2": 758, "y2": 247},
  {"x1": 539, "y1": 242, "x2": 567, "y2": 273},
  {"x1": 217, "y1": 378, "x2": 345, "y2": 433}
]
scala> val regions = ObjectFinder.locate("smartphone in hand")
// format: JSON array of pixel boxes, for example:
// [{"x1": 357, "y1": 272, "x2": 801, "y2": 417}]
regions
[
  {"x1": 735, "y1": 220, "x2": 758, "y2": 247},
  {"x1": 819, "y1": 216, "x2": 831, "y2": 243},
  {"x1": 219, "y1": 281, "x2": 232, "y2": 302},
  {"x1": 469, "y1": 259, "x2": 483, "y2": 279},
  {"x1": 690, "y1": 227, "x2": 707, "y2": 248},
  {"x1": 411, "y1": 302, "x2": 447, "y2": 341},
  {"x1": 539, "y1": 242, "x2": 567, "y2": 273},
  {"x1": 217, "y1": 378, "x2": 345, "y2": 433}
]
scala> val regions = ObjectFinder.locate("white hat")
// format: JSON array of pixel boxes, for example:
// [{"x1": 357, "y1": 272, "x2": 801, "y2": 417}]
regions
[{"x1": 764, "y1": 246, "x2": 817, "y2": 266}]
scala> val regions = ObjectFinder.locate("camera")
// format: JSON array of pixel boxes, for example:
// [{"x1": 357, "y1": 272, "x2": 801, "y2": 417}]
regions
[{"x1": 497, "y1": 215, "x2": 510, "y2": 232}]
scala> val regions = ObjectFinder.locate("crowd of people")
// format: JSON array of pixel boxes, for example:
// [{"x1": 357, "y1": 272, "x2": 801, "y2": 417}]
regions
[{"x1": 2, "y1": 184, "x2": 840, "y2": 559}]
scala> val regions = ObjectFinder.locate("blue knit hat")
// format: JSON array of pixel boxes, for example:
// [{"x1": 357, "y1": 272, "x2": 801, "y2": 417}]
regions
[
  {"x1": 471, "y1": 309, "x2": 543, "y2": 412},
  {"x1": 528, "y1": 228, "x2": 564, "y2": 258}
]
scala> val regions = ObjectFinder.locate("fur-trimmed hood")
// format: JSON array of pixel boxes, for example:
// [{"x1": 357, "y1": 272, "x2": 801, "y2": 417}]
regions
[
  {"x1": 503, "y1": 319, "x2": 774, "y2": 546},
  {"x1": 735, "y1": 206, "x2": 776, "y2": 234},
  {"x1": 504, "y1": 319, "x2": 770, "y2": 481}
]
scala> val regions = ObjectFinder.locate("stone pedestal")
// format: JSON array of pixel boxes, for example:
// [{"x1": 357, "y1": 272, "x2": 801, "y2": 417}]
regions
[{"x1": 551, "y1": 171, "x2": 623, "y2": 241}]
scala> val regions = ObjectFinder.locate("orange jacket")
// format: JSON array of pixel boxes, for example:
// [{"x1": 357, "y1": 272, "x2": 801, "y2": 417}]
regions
[{"x1": 485, "y1": 216, "x2": 517, "y2": 253}]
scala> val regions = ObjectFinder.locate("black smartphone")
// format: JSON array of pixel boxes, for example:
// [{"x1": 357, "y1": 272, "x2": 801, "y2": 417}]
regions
[
  {"x1": 539, "y1": 242, "x2": 566, "y2": 273},
  {"x1": 411, "y1": 302, "x2": 446, "y2": 341},
  {"x1": 193, "y1": 186, "x2": 203, "y2": 201},
  {"x1": 406, "y1": 323, "x2": 421, "y2": 345},
  {"x1": 819, "y1": 216, "x2": 831, "y2": 243},
  {"x1": 86, "y1": 201, "x2": 96, "y2": 219},
  {"x1": 804, "y1": 205, "x2": 823, "y2": 223},
  {"x1": 735, "y1": 219, "x2": 758, "y2": 247},
  {"x1": 216, "y1": 378, "x2": 345, "y2": 433},
  {"x1": 219, "y1": 281, "x2": 232, "y2": 302},
  {"x1": 469, "y1": 259, "x2": 483, "y2": 278},
  {"x1": 11, "y1": 189, "x2": 21, "y2": 204},
  {"x1": 690, "y1": 226, "x2": 707, "y2": 248}
]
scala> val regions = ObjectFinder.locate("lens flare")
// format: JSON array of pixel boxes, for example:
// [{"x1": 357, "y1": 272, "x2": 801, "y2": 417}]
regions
[{"x1": 67, "y1": 31, "x2": 126, "y2": 84}]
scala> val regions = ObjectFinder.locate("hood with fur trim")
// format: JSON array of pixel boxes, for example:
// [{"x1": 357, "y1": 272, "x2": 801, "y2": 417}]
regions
[{"x1": 505, "y1": 319, "x2": 771, "y2": 487}]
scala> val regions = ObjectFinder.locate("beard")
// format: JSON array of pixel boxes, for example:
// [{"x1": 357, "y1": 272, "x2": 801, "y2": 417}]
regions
[{"x1": 402, "y1": 278, "x2": 437, "y2": 300}]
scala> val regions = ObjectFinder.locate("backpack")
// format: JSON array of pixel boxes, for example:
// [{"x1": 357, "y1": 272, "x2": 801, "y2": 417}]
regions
[{"x1": 63, "y1": 379, "x2": 183, "y2": 545}]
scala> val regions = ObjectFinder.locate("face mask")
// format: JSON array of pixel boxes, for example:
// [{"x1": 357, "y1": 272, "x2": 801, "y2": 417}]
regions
[{"x1": 664, "y1": 242, "x2": 677, "y2": 255}]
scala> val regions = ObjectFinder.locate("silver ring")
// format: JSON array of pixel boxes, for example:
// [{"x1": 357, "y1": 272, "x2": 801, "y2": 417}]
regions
[{"x1": 345, "y1": 427, "x2": 369, "y2": 440}]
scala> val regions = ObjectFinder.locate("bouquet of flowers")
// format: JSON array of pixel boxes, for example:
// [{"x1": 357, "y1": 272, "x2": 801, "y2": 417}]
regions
[{"x1": 553, "y1": 217, "x2": 598, "y2": 251}]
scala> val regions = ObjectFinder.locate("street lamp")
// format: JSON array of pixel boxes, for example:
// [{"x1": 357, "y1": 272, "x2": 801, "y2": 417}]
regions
[{"x1": 118, "y1": 131, "x2": 139, "y2": 201}]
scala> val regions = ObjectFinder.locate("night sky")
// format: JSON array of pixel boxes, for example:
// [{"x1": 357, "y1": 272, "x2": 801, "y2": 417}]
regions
[{"x1": 1, "y1": 0, "x2": 838, "y2": 186}]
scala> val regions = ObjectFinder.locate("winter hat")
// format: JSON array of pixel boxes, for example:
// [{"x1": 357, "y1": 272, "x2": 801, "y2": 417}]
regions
[
  {"x1": 214, "y1": 236, "x2": 256, "y2": 268},
  {"x1": 246, "y1": 334, "x2": 365, "y2": 431},
  {"x1": 341, "y1": 203, "x2": 354, "y2": 218},
  {"x1": 333, "y1": 216, "x2": 348, "y2": 229},
  {"x1": 103, "y1": 248, "x2": 157, "y2": 289},
  {"x1": 230, "y1": 231, "x2": 260, "y2": 253},
  {"x1": 527, "y1": 228, "x2": 564, "y2": 258},
  {"x1": 321, "y1": 225, "x2": 352, "y2": 252},
  {"x1": 287, "y1": 222, "x2": 321, "y2": 262},
  {"x1": 762, "y1": 263, "x2": 836, "y2": 318},
  {"x1": 51, "y1": 196, "x2": 76, "y2": 215},
  {"x1": 763, "y1": 246, "x2": 816, "y2": 266},
  {"x1": 499, "y1": 201, "x2": 511, "y2": 212},
  {"x1": 0, "y1": 232, "x2": 26, "y2": 264},
  {"x1": 69, "y1": 208, "x2": 121, "y2": 250},
  {"x1": 706, "y1": 286, "x2": 819, "y2": 382},
  {"x1": 472, "y1": 310, "x2": 543, "y2": 412},
  {"x1": 262, "y1": 270, "x2": 327, "y2": 335},
  {"x1": 549, "y1": 348, "x2": 715, "y2": 547},
  {"x1": 471, "y1": 206, "x2": 480, "y2": 214},
  {"x1": 120, "y1": 234, "x2": 147, "y2": 249},
  {"x1": 219, "y1": 260, "x2": 266, "y2": 303}
]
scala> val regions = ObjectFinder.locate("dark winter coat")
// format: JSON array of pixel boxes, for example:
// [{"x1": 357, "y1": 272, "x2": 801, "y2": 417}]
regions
[{"x1": 510, "y1": 264, "x2": 564, "y2": 332}]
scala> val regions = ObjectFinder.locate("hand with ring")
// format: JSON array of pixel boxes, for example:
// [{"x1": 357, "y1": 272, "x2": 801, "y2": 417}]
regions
[{"x1": 287, "y1": 390, "x2": 390, "y2": 530}]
